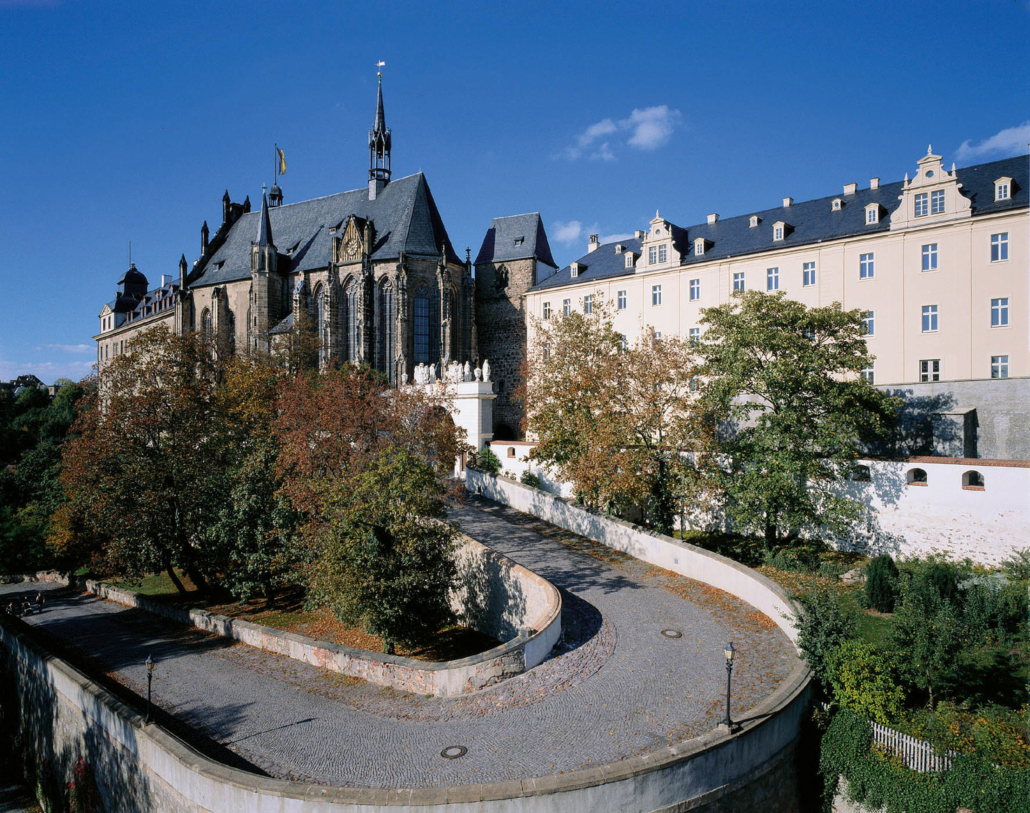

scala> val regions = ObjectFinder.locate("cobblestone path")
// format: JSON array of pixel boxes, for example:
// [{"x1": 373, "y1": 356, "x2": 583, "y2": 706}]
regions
[{"x1": 2, "y1": 498, "x2": 797, "y2": 788}]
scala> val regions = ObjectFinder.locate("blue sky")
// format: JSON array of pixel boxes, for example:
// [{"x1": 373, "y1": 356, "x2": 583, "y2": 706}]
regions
[{"x1": 1, "y1": 0, "x2": 1027, "y2": 382}]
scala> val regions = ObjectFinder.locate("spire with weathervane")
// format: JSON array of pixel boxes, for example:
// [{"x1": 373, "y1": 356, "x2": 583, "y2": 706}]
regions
[{"x1": 368, "y1": 62, "x2": 392, "y2": 200}]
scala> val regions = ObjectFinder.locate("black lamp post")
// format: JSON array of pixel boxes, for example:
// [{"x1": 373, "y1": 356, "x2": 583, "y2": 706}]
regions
[
  {"x1": 145, "y1": 655, "x2": 155, "y2": 723},
  {"x1": 723, "y1": 642, "x2": 736, "y2": 730}
]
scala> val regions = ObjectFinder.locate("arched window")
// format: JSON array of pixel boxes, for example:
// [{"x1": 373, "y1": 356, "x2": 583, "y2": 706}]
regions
[
  {"x1": 414, "y1": 282, "x2": 430, "y2": 364},
  {"x1": 345, "y1": 278, "x2": 359, "y2": 364},
  {"x1": 507, "y1": 447, "x2": 516, "y2": 458},
  {"x1": 224, "y1": 309, "x2": 235, "y2": 356},
  {"x1": 962, "y1": 470, "x2": 985, "y2": 490},
  {"x1": 313, "y1": 283, "x2": 326, "y2": 367},
  {"x1": 378, "y1": 281, "x2": 394, "y2": 382},
  {"x1": 906, "y1": 468, "x2": 928, "y2": 486},
  {"x1": 450, "y1": 284, "x2": 460, "y2": 360},
  {"x1": 201, "y1": 308, "x2": 212, "y2": 340}
]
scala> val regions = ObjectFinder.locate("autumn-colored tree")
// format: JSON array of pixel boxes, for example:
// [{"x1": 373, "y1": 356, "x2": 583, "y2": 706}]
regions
[
  {"x1": 58, "y1": 328, "x2": 225, "y2": 592},
  {"x1": 697, "y1": 291, "x2": 899, "y2": 548},
  {"x1": 275, "y1": 364, "x2": 465, "y2": 649},
  {"x1": 523, "y1": 299, "x2": 714, "y2": 533}
]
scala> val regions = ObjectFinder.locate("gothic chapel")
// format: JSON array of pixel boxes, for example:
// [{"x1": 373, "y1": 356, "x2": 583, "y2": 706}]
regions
[{"x1": 97, "y1": 75, "x2": 475, "y2": 384}]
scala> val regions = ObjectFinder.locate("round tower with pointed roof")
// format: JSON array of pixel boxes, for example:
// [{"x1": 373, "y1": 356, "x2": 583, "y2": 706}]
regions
[{"x1": 368, "y1": 72, "x2": 392, "y2": 200}]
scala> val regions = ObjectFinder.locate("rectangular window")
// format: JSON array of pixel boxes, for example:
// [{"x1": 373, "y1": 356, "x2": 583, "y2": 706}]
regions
[
  {"x1": 860, "y1": 364, "x2": 874, "y2": 385},
  {"x1": 921, "y1": 243, "x2": 937, "y2": 271},
  {"x1": 563, "y1": 299, "x2": 571, "y2": 317},
  {"x1": 733, "y1": 271, "x2": 745, "y2": 292},
  {"x1": 991, "y1": 233, "x2": 1009, "y2": 262},
  {"x1": 859, "y1": 252, "x2": 875, "y2": 279},
  {"x1": 862, "y1": 310, "x2": 875, "y2": 337},
  {"x1": 920, "y1": 359, "x2": 941, "y2": 382},
  {"x1": 583, "y1": 295, "x2": 593, "y2": 314},
  {"x1": 931, "y1": 189, "x2": 945, "y2": 214},
  {"x1": 774, "y1": 225, "x2": 783, "y2": 240},
  {"x1": 991, "y1": 355, "x2": 1009, "y2": 379},
  {"x1": 617, "y1": 290, "x2": 627, "y2": 310},
  {"x1": 658, "y1": 244, "x2": 667, "y2": 263},
  {"x1": 625, "y1": 253, "x2": 634, "y2": 268},
  {"x1": 413, "y1": 293, "x2": 430, "y2": 364},
  {"x1": 914, "y1": 192, "x2": 928, "y2": 217},
  {"x1": 866, "y1": 208, "x2": 877, "y2": 224},
  {"x1": 689, "y1": 327, "x2": 700, "y2": 344},
  {"x1": 997, "y1": 183, "x2": 1010, "y2": 201},
  {"x1": 654, "y1": 331, "x2": 662, "y2": 340},
  {"x1": 689, "y1": 279, "x2": 700, "y2": 301},
  {"x1": 803, "y1": 261, "x2": 816, "y2": 287},
  {"x1": 648, "y1": 246, "x2": 657, "y2": 264},
  {"x1": 991, "y1": 297, "x2": 1009, "y2": 327},
  {"x1": 767, "y1": 267, "x2": 779, "y2": 291},
  {"x1": 921, "y1": 304, "x2": 938, "y2": 333},
  {"x1": 542, "y1": 302, "x2": 551, "y2": 320},
  {"x1": 651, "y1": 285, "x2": 662, "y2": 306}
]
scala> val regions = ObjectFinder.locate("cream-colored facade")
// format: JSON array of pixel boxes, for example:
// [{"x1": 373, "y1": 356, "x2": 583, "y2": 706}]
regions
[{"x1": 526, "y1": 150, "x2": 1028, "y2": 387}]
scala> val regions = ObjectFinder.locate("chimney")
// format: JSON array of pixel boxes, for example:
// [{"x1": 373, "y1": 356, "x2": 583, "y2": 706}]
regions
[
  {"x1": 588, "y1": 234, "x2": 599, "y2": 253},
  {"x1": 783, "y1": 197, "x2": 793, "y2": 208},
  {"x1": 707, "y1": 213, "x2": 718, "y2": 224},
  {"x1": 870, "y1": 177, "x2": 880, "y2": 190},
  {"x1": 160, "y1": 274, "x2": 172, "y2": 288},
  {"x1": 843, "y1": 182, "x2": 857, "y2": 195},
  {"x1": 634, "y1": 230, "x2": 645, "y2": 240}
]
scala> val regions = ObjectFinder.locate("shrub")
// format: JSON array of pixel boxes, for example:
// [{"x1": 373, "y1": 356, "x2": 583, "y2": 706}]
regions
[
  {"x1": 764, "y1": 543, "x2": 822, "y2": 573},
  {"x1": 887, "y1": 591, "x2": 961, "y2": 708},
  {"x1": 794, "y1": 583, "x2": 858, "y2": 690},
  {"x1": 818, "y1": 561, "x2": 847, "y2": 581},
  {"x1": 1000, "y1": 547, "x2": 1030, "y2": 581},
  {"x1": 827, "y1": 640, "x2": 905, "y2": 724},
  {"x1": 519, "y1": 470, "x2": 542, "y2": 489},
  {"x1": 904, "y1": 702, "x2": 1030, "y2": 768},
  {"x1": 900, "y1": 556, "x2": 960, "y2": 609},
  {"x1": 962, "y1": 579, "x2": 1027, "y2": 646},
  {"x1": 866, "y1": 554, "x2": 899, "y2": 613},
  {"x1": 473, "y1": 448, "x2": 501, "y2": 475}
]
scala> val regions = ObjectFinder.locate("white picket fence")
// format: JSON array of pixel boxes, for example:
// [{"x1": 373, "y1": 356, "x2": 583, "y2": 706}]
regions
[{"x1": 871, "y1": 721, "x2": 955, "y2": 772}]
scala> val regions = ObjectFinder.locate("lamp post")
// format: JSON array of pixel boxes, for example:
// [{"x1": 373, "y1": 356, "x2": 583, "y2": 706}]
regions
[
  {"x1": 145, "y1": 655, "x2": 155, "y2": 723},
  {"x1": 723, "y1": 642, "x2": 736, "y2": 730}
]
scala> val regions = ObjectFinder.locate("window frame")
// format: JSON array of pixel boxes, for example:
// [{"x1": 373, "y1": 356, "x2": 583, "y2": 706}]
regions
[
  {"x1": 859, "y1": 252, "x2": 875, "y2": 280},
  {"x1": 766, "y1": 267, "x2": 779, "y2": 291},
  {"x1": 919, "y1": 358, "x2": 941, "y2": 383},
  {"x1": 802, "y1": 261, "x2": 816, "y2": 287},
  {"x1": 921, "y1": 243, "x2": 938, "y2": 272},
  {"x1": 583, "y1": 294, "x2": 593, "y2": 314},
  {"x1": 914, "y1": 192, "x2": 928, "y2": 217},
  {"x1": 991, "y1": 233, "x2": 1009, "y2": 263},
  {"x1": 991, "y1": 354, "x2": 1009, "y2": 379},
  {"x1": 862, "y1": 310, "x2": 875, "y2": 337},
  {"x1": 648, "y1": 246, "x2": 657, "y2": 264},
  {"x1": 617, "y1": 290, "x2": 627, "y2": 310},
  {"x1": 991, "y1": 297, "x2": 1009, "y2": 328},
  {"x1": 651, "y1": 285, "x2": 662, "y2": 306},
  {"x1": 733, "y1": 271, "x2": 745, "y2": 292},
  {"x1": 562, "y1": 298, "x2": 571, "y2": 317},
  {"x1": 931, "y1": 189, "x2": 945, "y2": 214},
  {"x1": 921, "y1": 304, "x2": 939, "y2": 333},
  {"x1": 542, "y1": 302, "x2": 551, "y2": 321},
  {"x1": 689, "y1": 279, "x2": 700, "y2": 301}
]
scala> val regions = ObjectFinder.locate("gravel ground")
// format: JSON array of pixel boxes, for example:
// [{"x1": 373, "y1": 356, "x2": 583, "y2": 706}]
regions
[{"x1": 1, "y1": 497, "x2": 797, "y2": 788}]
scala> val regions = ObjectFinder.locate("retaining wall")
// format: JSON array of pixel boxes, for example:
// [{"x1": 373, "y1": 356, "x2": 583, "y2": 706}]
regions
[
  {"x1": 73, "y1": 532, "x2": 562, "y2": 698},
  {"x1": 467, "y1": 469, "x2": 800, "y2": 646}
]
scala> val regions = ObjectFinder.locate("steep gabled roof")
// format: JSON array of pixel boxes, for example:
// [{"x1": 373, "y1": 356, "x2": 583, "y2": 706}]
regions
[
  {"x1": 475, "y1": 213, "x2": 557, "y2": 268},
  {"x1": 531, "y1": 154, "x2": 1028, "y2": 292},
  {"x1": 190, "y1": 173, "x2": 461, "y2": 288}
]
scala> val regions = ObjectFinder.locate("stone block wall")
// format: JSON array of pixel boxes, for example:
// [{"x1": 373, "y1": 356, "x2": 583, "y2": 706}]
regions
[{"x1": 474, "y1": 257, "x2": 537, "y2": 438}]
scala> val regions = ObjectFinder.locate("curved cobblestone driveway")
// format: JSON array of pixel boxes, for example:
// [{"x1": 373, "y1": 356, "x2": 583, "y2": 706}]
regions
[{"x1": 3, "y1": 497, "x2": 797, "y2": 788}]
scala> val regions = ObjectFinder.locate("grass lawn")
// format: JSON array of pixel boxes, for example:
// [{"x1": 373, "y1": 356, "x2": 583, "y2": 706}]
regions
[{"x1": 106, "y1": 571, "x2": 499, "y2": 662}]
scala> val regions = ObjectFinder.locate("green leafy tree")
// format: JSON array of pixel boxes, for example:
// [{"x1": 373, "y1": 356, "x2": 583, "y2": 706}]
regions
[
  {"x1": 473, "y1": 447, "x2": 501, "y2": 475},
  {"x1": 888, "y1": 586, "x2": 962, "y2": 708},
  {"x1": 697, "y1": 291, "x2": 899, "y2": 548},
  {"x1": 866, "y1": 554, "x2": 899, "y2": 613},
  {"x1": 826, "y1": 640, "x2": 905, "y2": 723},
  {"x1": 794, "y1": 582, "x2": 858, "y2": 691}
]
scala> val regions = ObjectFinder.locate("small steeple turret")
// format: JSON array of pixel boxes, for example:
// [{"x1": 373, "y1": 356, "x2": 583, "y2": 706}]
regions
[
  {"x1": 179, "y1": 254, "x2": 188, "y2": 287},
  {"x1": 255, "y1": 193, "x2": 274, "y2": 248},
  {"x1": 222, "y1": 190, "x2": 231, "y2": 223},
  {"x1": 368, "y1": 69, "x2": 392, "y2": 200},
  {"x1": 201, "y1": 220, "x2": 209, "y2": 256}
]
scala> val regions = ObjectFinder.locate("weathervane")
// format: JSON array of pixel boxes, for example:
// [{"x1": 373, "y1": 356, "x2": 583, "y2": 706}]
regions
[{"x1": 377, "y1": 60, "x2": 385, "y2": 78}]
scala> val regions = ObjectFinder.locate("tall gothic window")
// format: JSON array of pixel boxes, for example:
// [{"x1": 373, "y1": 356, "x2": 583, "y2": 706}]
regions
[
  {"x1": 224, "y1": 309, "x2": 235, "y2": 356},
  {"x1": 414, "y1": 282, "x2": 430, "y2": 364},
  {"x1": 313, "y1": 283, "x2": 326, "y2": 367},
  {"x1": 345, "y1": 278, "x2": 359, "y2": 364},
  {"x1": 378, "y1": 281, "x2": 394, "y2": 382},
  {"x1": 201, "y1": 308, "x2": 212, "y2": 340}
]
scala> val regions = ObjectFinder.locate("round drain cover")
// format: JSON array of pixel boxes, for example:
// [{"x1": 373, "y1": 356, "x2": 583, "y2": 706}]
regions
[
  {"x1": 440, "y1": 745, "x2": 468, "y2": 759},
  {"x1": 660, "y1": 629, "x2": 683, "y2": 639}
]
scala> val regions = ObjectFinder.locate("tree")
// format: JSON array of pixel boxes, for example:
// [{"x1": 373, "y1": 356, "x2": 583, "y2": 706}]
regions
[
  {"x1": 826, "y1": 640, "x2": 905, "y2": 723},
  {"x1": 523, "y1": 299, "x2": 714, "y2": 532},
  {"x1": 58, "y1": 328, "x2": 225, "y2": 592},
  {"x1": 866, "y1": 554, "x2": 899, "y2": 613},
  {"x1": 794, "y1": 582, "x2": 858, "y2": 691},
  {"x1": 697, "y1": 291, "x2": 899, "y2": 548}
]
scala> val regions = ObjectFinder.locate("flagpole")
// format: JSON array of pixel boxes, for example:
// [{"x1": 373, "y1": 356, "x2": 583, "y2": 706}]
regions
[{"x1": 274, "y1": 142, "x2": 278, "y2": 187}]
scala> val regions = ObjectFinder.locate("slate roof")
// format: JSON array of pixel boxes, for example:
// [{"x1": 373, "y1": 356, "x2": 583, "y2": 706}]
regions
[
  {"x1": 475, "y1": 213, "x2": 557, "y2": 269},
  {"x1": 103, "y1": 280, "x2": 180, "y2": 329},
  {"x1": 531, "y1": 155, "x2": 1028, "y2": 293},
  {"x1": 190, "y1": 173, "x2": 461, "y2": 289}
]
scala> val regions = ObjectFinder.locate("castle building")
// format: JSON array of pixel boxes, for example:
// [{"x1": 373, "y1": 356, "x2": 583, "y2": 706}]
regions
[
  {"x1": 522, "y1": 149, "x2": 1029, "y2": 459},
  {"x1": 95, "y1": 75, "x2": 474, "y2": 384}
]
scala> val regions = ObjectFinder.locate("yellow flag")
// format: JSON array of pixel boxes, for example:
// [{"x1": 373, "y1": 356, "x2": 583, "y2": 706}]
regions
[{"x1": 277, "y1": 148, "x2": 286, "y2": 175}]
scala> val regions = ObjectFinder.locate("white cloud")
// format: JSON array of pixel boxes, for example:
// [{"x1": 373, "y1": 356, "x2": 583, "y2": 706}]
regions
[
  {"x1": 600, "y1": 232, "x2": 635, "y2": 244},
  {"x1": 552, "y1": 220, "x2": 585, "y2": 245},
  {"x1": 43, "y1": 343, "x2": 94, "y2": 354},
  {"x1": 955, "y1": 121, "x2": 1030, "y2": 162},
  {"x1": 561, "y1": 105, "x2": 682, "y2": 161},
  {"x1": 0, "y1": 359, "x2": 94, "y2": 383}
]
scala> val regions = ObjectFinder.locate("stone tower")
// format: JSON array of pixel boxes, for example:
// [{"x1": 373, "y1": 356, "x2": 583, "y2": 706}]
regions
[
  {"x1": 249, "y1": 193, "x2": 281, "y2": 354},
  {"x1": 474, "y1": 213, "x2": 557, "y2": 439}
]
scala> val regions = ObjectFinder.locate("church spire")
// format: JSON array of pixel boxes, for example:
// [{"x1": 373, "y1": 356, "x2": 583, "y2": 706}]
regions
[
  {"x1": 368, "y1": 64, "x2": 392, "y2": 200},
  {"x1": 256, "y1": 192, "x2": 273, "y2": 247}
]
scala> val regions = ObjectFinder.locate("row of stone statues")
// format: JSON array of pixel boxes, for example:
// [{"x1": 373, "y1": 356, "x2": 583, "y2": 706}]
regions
[{"x1": 405, "y1": 359, "x2": 491, "y2": 386}]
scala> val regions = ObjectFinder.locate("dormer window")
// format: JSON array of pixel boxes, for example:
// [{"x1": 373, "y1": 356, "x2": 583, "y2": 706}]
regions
[
  {"x1": 749, "y1": 215, "x2": 760, "y2": 228},
  {"x1": 865, "y1": 204, "x2": 881, "y2": 225},
  {"x1": 773, "y1": 221, "x2": 787, "y2": 241},
  {"x1": 514, "y1": 237, "x2": 525, "y2": 246},
  {"x1": 570, "y1": 262, "x2": 581, "y2": 279},
  {"x1": 694, "y1": 237, "x2": 707, "y2": 256},
  {"x1": 615, "y1": 244, "x2": 623, "y2": 254},
  {"x1": 995, "y1": 177, "x2": 1012, "y2": 201},
  {"x1": 832, "y1": 198, "x2": 842, "y2": 211},
  {"x1": 625, "y1": 252, "x2": 634, "y2": 269}
]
